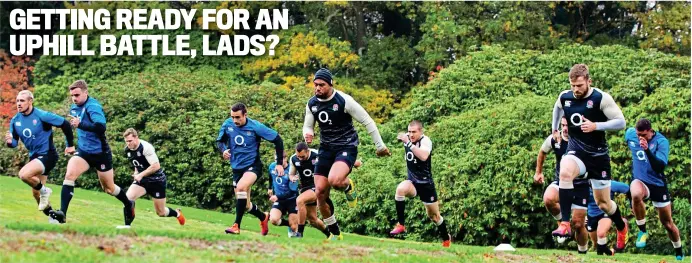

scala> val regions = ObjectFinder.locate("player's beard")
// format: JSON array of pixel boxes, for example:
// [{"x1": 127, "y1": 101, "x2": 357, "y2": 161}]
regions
[{"x1": 316, "y1": 88, "x2": 332, "y2": 100}]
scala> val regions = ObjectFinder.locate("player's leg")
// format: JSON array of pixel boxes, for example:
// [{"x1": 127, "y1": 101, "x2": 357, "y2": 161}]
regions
[
  {"x1": 121, "y1": 183, "x2": 146, "y2": 226},
  {"x1": 390, "y1": 180, "x2": 416, "y2": 235},
  {"x1": 288, "y1": 212, "x2": 299, "y2": 235},
  {"x1": 553, "y1": 155, "x2": 582, "y2": 237},
  {"x1": 572, "y1": 208, "x2": 588, "y2": 254},
  {"x1": 35, "y1": 175, "x2": 54, "y2": 217},
  {"x1": 331, "y1": 148, "x2": 358, "y2": 207},
  {"x1": 586, "y1": 216, "x2": 597, "y2": 250},
  {"x1": 306, "y1": 204, "x2": 330, "y2": 237},
  {"x1": 51, "y1": 155, "x2": 89, "y2": 222},
  {"x1": 242, "y1": 174, "x2": 270, "y2": 235},
  {"x1": 269, "y1": 207, "x2": 286, "y2": 226},
  {"x1": 543, "y1": 183, "x2": 561, "y2": 221},
  {"x1": 596, "y1": 217, "x2": 614, "y2": 256},
  {"x1": 424, "y1": 201, "x2": 450, "y2": 247},
  {"x1": 97, "y1": 168, "x2": 135, "y2": 225},
  {"x1": 630, "y1": 179, "x2": 649, "y2": 248},
  {"x1": 656, "y1": 200, "x2": 683, "y2": 260},
  {"x1": 316, "y1": 172, "x2": 341, "y2": 239},
  {"x1": 19, "y1": 159, "x2": 50, "y2": 211},
  {"x1": 592, "y1": 183, "x2": 628, "y2": 251}
]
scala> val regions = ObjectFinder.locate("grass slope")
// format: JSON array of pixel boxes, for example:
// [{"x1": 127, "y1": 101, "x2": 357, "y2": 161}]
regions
[{"x1": 0, "y1": 176, "x2": 675, "y2": 263}]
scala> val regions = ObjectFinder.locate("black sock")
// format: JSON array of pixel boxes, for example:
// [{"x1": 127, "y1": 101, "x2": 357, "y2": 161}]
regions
[
  {"x1": 675, "y1": 247, "x2": 683, "y2": 257},
  {"x1": 114, "y1": 187, "x2": 131, "y2": 206},
  {"x1": 326, "y1": 198, "x2": 335, "y2": 215},
  {"x1": 344, "y1": 183, "x2": 352, "y2": 192},
  {"x1": 167, "y1": 207, "x2": 178, "y2": 217},
  {"x1": 61, "y1": 184, "x2": 74, "y2": 215},
  {"x1": 248, "y1": 204, "x2": 266, "y2": 221},
  {"x1": 235, "y1": 198, "x2": 247, "y2": 227},
  {"x1": 279, "y1": 219, "x2": 289, "y2": 226},
  {"x1": 327, "y1": 221, "x2": 341, "y2": 236},
  {"x1": 321, "y1": 227, "x2": 331, "y2": 237},
  {"x1": 42, "y1": 205, "x2": 52, "y2": 216},
  {"x1": 395, "y1": 200, "x2": 406, "y2": 225},
  {"x1": 637, "y1": 223, "x2": 646, "y2": 233},
  {"x1": 298, "y1": 224, "x2": 305, "y2": 234},
  {"x1": 33, "y1": 182, "x2": 43, "y2": 191},
  {"x1": 558, "y1": 187, "x2": 574, "y2": 222},
  {"x1": 438, "y1": 220, "x2": 450, "y2": 241},
  {"x1": 609, "y1": 206, "x2": 625, "y2": 231}
]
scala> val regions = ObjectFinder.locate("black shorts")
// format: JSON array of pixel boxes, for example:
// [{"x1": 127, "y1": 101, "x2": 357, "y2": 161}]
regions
[
  {"x1": 272, "y1": 197, "x2": 298, "y2": 215},
  {"x1": 133, "y1": 177, "x2": 167, "y2": 199},
  {"x1": 564, "y1": 150, "x2": 612, "y2": 181},
  {"x1": 570, "y1": 185, "x2": 590, "y2": 209},
  {"x1": 314, "y1": 146, "x2": 358, "y2": 176},
  {"x1": 586, "y1": 213, "x2": 609, "y2": 232},
  {"x1": 414, "y1": 182, "x2": 438, "y2": 204},
  {"x1": 635, "y1": 179, "x2": 672, "y2": 207},
  {"x1": 232, "y1": 160, "x2": 263, "y2": 188},
  {"x1": 299, "y1": 187, "x2": 317, "y2": 206},
  {"x1": 75, "y1": 150, "x2": 113, "y2": 172},
  {"x1": 30, "y1": 151, "x2": 58, "y2": 176}
]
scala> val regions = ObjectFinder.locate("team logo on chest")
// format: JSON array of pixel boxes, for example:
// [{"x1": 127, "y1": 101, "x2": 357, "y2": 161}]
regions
[
  {"x1": 32, "y1": 119, "x2": 38, "y2": 126},
  {"x1": 586, "y1": 100, "x2": 593, "y2": 109},
  {"x1": 246, "y1": 131, "x2": 252, "y2": 136},
  {"x1": 629, "y1": 141, "x2": 635, "y2": 147},
  {"x1": 312, "y1": 159, "x2": 317, "y2": 165},
  {"x1": 311, "y1": 106, "x2": 317, "y2": 113},
  {"x1": 137, "y1": 152, "x2": 141, "y2": 157},
  {"x1": 565, "y1": 101, "x2": 571, "y2": 107},
  {"x1": 15, "y1": 121, "x2": 21, "y2": 126},
  {"x1": 228, "y1": 127, "x2": 233, "y2": 132},
  {"x1": 295, "y1": 162, "x2": 301, "y2": 167},
  {"x1": 127, "y1": 152, "x2": 131, "y2": 157},
  {"x1": 332, "y1": 104, "x2": 339, "y2": 111}
]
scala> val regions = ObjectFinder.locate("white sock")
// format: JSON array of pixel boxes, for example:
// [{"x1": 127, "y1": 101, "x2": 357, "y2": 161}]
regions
[
  {"x1": 39, "y1": 185, "x2": 47, "y2": 194},
  {"x1": 552, "y1": 212, "x2": 562, "y2": 221},
  {"x1": 598, "y1": 237, "x2": 607, "y2": 245},
  {"x1": 672, "y1": 240, "x2": 682, "y2": 248},
  {"x1": 578, "y1": 244, "x2": 588, "y2": 252}
]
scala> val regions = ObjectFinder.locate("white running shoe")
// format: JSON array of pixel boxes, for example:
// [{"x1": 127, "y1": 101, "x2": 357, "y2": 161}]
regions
[{"x1": 38, "y1": 187, "x2": 52, "y2": 211}]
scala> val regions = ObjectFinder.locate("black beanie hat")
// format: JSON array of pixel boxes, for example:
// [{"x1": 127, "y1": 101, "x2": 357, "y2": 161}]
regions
[{"x1": 314, "y1": 68, "x2": 333, "y2": 86}]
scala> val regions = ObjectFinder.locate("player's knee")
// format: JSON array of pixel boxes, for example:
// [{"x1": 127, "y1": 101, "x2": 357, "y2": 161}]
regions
[
  {"x1": 103, "y1": 186, "x2": 115, "y2": 195},
  {"x1": 572, "y1": 219, "x2": 585, "y2": 230},
  {"x1": 631, "y1": 192, "x2": 645, "y2": 203},
  {"x1": 597, "y1": 231, "x2": 607, "y2": 239},
  {"x1": 596, "y1": 200, "x2": 611, "y2": 212},
  {"x1": 270, "y1": 217, "x2": 281, "y2": 226},
  {"x1": 18, "y1": 170, "x2": 32, "y2": 181},
  {"x1": 661, "y1": 219, "x2": 676, "y2": 231},
  {"x1": 427, "y1": 212, "x2": 440, "y2": 223}
]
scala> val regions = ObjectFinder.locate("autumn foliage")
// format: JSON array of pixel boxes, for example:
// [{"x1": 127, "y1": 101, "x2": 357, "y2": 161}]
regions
[{"x1": 0, "y1": 50, "x2": 34, "y2": 127}]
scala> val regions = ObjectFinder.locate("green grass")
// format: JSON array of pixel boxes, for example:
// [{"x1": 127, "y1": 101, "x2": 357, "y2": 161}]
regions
[{"x1": 0, "y1": 176, "x2": 677, "y2": 262}]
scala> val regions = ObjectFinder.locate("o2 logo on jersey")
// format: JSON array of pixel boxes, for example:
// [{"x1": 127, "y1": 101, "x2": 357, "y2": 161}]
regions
[
  {"x1": 405, "y1": 152, "x2": 417, "y2": 164},
  {"x1": 275, "y1": 176, "x2": 284, "y2": 185},
  {"x1": 570, "y1": 113, "x2": 583, "y2": 126},
  {"x1": 234, "y1": 135, "x2": 246, "y2": 146},
  {"x1": 132, "y1": 160, "x2": 143, "y2": 169},
  {"x1": 318, "y1": 111, "x2": 332, "y2": 125},
  {"x1": 636, "y1": 150, "x2": 647, "y2": 161},
  {"x1": 302, "y1": 169, "x2": 313, "y2": 177},
  {"x1": 22, "y1": 128, "x2": 34, "y2": 139}
]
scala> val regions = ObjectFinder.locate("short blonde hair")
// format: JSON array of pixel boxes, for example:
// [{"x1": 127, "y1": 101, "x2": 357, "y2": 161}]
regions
[
  {"x1": 69, "y1": 80, "x2": 88, "y2": 91},
  {"x1": 17, "y1": 90, "x2": 34, "y2": 100},
  {"x1": 569, "y1": 64, "x2": 590, "y2": 81},
  {"x1": 123, "y1": 128, "x2": 138, "y2": 138}
]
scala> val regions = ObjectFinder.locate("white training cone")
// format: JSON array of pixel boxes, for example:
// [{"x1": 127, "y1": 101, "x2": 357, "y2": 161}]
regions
[{"x1": 494, "y1": 243, "x2": 516, "y2": 252}]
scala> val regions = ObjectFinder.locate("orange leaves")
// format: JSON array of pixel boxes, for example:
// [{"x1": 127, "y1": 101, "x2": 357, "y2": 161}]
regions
[{"x1": 0, "y1": 50, "x2": 34, "y2": 127}]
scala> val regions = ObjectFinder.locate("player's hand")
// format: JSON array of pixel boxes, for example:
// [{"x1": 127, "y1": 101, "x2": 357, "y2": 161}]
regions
[
  {"x1": 267, "y1": 189, "x2": 273, "y2": 196},
  {"x1": 581, "y1": 117, "x2": 597, "y2": 133},
  {"x1": 4, "y1": 131, "x2": 12, "y2": 144},
  {"x1": 354, "y1": 159, "x2": 362, "y2": 168},
  {"x1": 533, "y1": 172, "x2": 544, "y2": 184},
  {"x1": 289, "y1": 174, "x2": 299, "y2": 182},
  {"x1": 376, "y1": 147, "x2": 391, "y2": 157},
  {"x1": 639, "y1": 137, "x2": 649, "y2": 151},
  {"x1": 269, "y1": 195, "x2": 278, "y2": 202},
  {"x1": 304, "y1": 133, "x2": 314, "y2": 144},
  {"x1": 69, "y1": 116, "x2": 80, "y2": 128},
  {"x1": 552, "y1": 130, "x2": 561, "y2": 144},
  {"x1": 223, "y1": 149, "x2": 231, "y2": 160},
  {"x1": 64, "y1": 146, "x2": 75, "y2": 155},
  {"x1": 275, "y1": 165, "x2": 284, "y2": 176},
  {"x1": 133, "y1": 173, "x2": 143, "y2": 182},
  {"x1": 396, "y1": 132, "x2": 410, "y2": 144}
]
